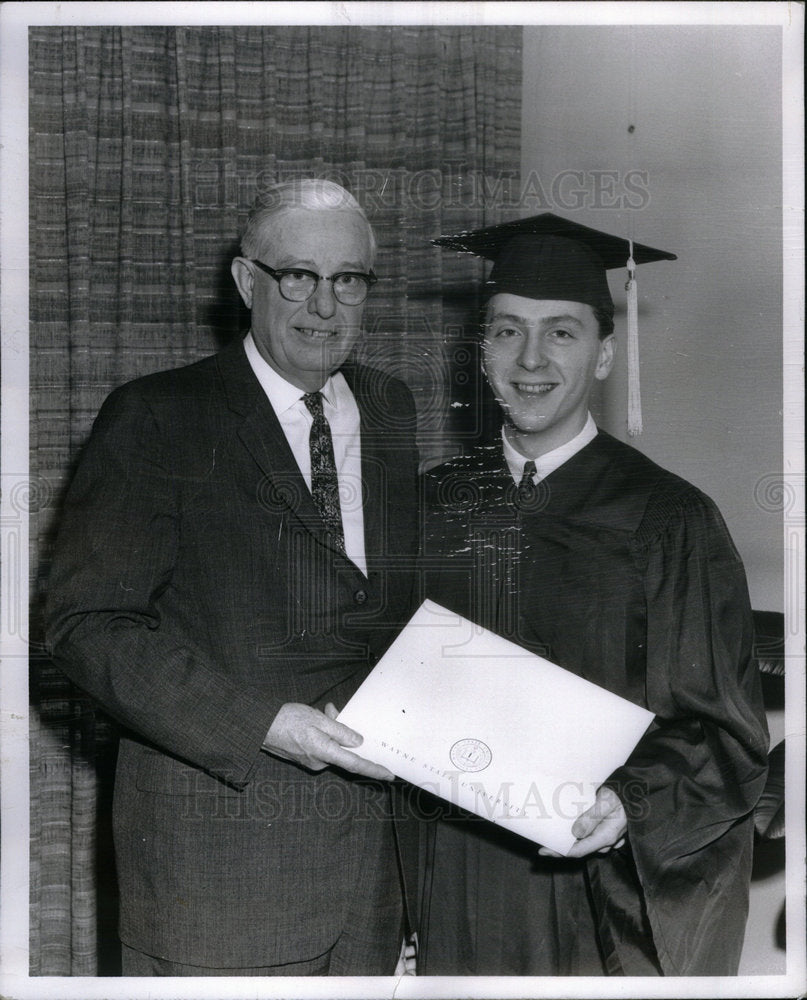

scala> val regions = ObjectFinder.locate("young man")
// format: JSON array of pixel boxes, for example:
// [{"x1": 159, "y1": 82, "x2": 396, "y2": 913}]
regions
[
  {"x1": 419, "y1": 214, "x2": 769, "y2": 976},
  {"x1": 45, "y1": 180, "x2": 420, "y2": 975}
]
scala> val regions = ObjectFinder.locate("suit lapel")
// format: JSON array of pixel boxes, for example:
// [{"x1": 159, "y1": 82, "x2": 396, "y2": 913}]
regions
[
  {"x1": 217, "y1": 341, "x2": 373, "y2": 570},
  {"x1": 341, "y1": 364, "x2": 384, "y2": 577},
  {"x1": 216, "y1": 340, "x2": 342, "y2": 550},
  {"x1": 341, "y1": 365, "x2": 390, "y2": 576}
]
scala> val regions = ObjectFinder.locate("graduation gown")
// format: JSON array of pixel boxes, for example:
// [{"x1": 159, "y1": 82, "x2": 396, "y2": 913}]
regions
[{"x1": 419, "y1": 430, "x2": 769, "y2": 976}]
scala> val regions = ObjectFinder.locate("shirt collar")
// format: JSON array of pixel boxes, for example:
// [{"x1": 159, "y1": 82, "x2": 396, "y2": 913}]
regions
[
  {"x1": 502, "y1": 413, "x2": 598, "y2": 483},
  {"x1": 244, "y1": 331, "x2": 339, "y2": 415}
]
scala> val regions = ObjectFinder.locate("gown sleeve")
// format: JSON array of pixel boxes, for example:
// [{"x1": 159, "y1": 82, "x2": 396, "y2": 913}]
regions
[{"x1": 604, "y1": 488, "x2": 769, "y2": 974}]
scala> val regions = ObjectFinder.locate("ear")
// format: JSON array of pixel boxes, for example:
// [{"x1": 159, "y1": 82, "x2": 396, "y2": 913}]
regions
[
  {"x1": 595, "y1": 334, "x2": 616, "y2": 381},
  {"x1": 231, "y1": 257, "x2": 255, "y2": 310}
]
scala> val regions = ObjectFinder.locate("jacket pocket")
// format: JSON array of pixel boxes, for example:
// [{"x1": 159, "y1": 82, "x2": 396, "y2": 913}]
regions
[{"x1": 134, "y1": 746, "x2": 229, "y2": 797}]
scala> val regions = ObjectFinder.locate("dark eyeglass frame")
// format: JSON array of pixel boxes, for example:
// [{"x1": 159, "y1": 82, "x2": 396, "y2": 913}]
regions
[{"x1": 249, "y1": 259, "x2": 377, "y2": 304}]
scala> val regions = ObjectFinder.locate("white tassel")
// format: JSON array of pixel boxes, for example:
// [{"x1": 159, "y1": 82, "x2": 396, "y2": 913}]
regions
[{"x1": 626, "y1": 241, "x2": 642, "y2": 436}]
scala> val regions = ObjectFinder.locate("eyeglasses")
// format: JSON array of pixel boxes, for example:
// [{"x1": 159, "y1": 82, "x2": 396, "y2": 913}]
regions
[{"x1": 250, "y1": 260, "x2": 377, "y2": 305}]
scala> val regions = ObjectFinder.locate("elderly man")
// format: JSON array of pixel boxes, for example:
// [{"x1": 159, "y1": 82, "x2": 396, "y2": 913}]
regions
[
  {"x1": 419, "y1": 214, "x2": 769, "y2": 976},
  {"x1": 45, "y1": 180, "x2": 420, "y2": 976}
]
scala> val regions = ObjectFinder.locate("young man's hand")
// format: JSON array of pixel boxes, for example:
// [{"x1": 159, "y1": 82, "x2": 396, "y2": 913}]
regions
[{"x1": 537, "y1": 785, "x2": 627, "y2": 858}]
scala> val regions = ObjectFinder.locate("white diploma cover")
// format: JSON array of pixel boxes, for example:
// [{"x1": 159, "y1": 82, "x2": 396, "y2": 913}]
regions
[{"x1": 338, "y1": 600, "x2": 654, "y2": 855}]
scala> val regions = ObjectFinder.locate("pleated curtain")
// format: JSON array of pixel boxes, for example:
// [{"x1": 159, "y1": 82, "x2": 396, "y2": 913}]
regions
[{"x1": 28, "y1": 24, "x2": 522, "y2": 974}]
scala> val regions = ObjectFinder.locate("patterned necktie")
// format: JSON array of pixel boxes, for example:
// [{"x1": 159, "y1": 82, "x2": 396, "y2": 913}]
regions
[
  {"x1": 517, "y1": 459, "x2": 538, "y2": 508},
  {"x1": 303, "y1": 392, "x2": 345, "y2": 553}
]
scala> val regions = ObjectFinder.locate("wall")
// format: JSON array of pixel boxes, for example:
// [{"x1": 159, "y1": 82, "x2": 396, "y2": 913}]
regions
[{"x1": 521, "y1": 25, "x2": 783, "y2": 611}]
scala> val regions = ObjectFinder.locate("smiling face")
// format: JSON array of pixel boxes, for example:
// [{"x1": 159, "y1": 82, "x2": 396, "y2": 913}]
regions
[
  {"x1": 231, "y1": 207, "x2": 374, "y2": 392},
  {"x1": 482, "y1": 294, "x2": 615, "y2": 457}
]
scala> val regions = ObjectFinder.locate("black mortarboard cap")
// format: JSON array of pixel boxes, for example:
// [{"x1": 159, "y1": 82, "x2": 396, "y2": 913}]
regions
[
  {"x1": 434, "y1": 212, "x2": 677, "y2": 437},
  {"x1": 432, "y1": 212, "x2": 676, "y2": 313}
]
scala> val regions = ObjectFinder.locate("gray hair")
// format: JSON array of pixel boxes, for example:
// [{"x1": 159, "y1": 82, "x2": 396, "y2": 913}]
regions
[{"x1": 240, "y1": 178, "x2": 376, "y2": 262}]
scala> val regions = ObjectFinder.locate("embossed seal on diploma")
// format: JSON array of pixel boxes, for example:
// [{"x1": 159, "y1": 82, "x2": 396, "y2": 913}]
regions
[{"x1": 450, "y1": 738, "x2": 492, "y2": 772}]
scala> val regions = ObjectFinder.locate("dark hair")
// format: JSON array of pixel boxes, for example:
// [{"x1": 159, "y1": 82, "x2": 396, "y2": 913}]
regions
[{"x1": 593, "y1": 307, "x2": 615, "y2": 340}]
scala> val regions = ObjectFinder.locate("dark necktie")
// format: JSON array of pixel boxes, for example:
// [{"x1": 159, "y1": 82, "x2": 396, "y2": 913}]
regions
[
  {"x1": 517, "y1": 459, "x2": 538, "y2": 508},
  {"x1": 303, "y1": 392, "x2": 345, "y2": 553}
]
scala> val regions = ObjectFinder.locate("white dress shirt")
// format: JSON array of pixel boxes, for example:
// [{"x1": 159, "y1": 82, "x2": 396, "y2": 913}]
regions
[
  {"x1": 501, "y1": 413, "x2": 599, "y2": 485},
  {"x1": 244, "y1": 332, "x2": 367, "y2": 577}
]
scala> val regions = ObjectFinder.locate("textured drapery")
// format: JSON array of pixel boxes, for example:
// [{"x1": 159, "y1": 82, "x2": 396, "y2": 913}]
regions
[{"x1": 28, "y1": 25, "x2": 522, "y2": 974}]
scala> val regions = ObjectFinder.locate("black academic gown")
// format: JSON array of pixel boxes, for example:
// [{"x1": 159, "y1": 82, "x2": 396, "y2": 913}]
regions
[{"x1": 419, "y1": 431, "x2": 769, "y2": 977}]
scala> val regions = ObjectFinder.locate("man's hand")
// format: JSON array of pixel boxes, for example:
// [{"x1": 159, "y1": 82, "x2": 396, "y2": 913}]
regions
[
  {"x1": 262, "y1": 702, "x2": 394, "y2": 780},
  {"x1": 537, "y1": 785, "x2": 627, "y2": 859}
]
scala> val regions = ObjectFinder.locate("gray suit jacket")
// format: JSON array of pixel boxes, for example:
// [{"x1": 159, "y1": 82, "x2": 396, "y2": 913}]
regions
[{"x1": 45, "y1": 339, "x2": 421, "y2": 966}]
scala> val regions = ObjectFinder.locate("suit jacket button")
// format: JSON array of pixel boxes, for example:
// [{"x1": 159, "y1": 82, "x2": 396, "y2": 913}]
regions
[{"x1": 354, "y1": 589, "x2": 368, "y2": 604}]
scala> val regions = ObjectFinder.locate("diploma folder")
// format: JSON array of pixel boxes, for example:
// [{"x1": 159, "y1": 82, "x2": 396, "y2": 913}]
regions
[{"x1": 338, "y1": 600, "x2": 654, "y2": 855}]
